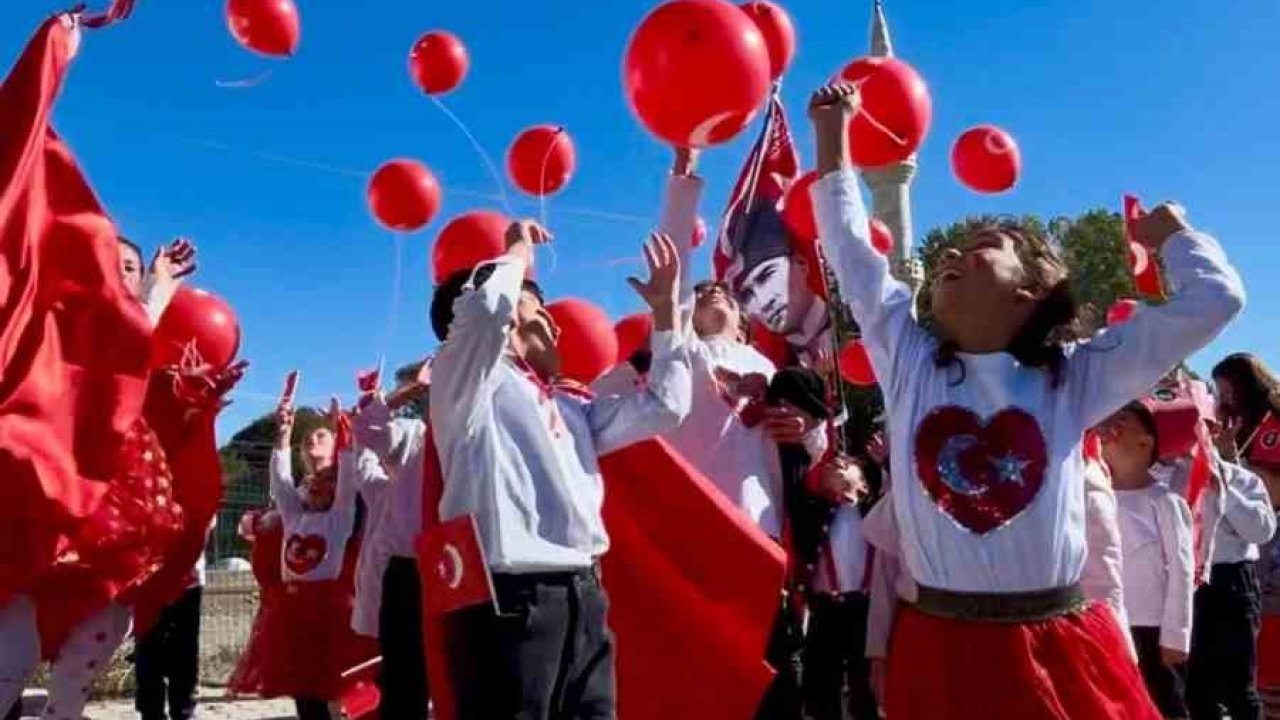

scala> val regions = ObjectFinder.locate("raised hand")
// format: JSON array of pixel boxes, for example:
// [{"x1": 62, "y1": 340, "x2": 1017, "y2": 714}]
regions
[
  {"x1": 808, "y1": 82, "x2": 861, "y2": 175},
  {"x1": 627, "y1": 233, "x2": 681, "y2": 331},
  {"x1": 672, "y1": 146, "x2": 700, "y2": 177},
  {"x1": 275, "y1": 379, "x2": 296, "y2": 450},
  {"x1": 505, "y1": 219, "x2": 553, "y2": 268},
  {"x1": 148, "y1": 237, "x2": 197, "y2": 302},
  {"x1": 1132, "y1": 203, "x2": 1191, "y2": 250}
]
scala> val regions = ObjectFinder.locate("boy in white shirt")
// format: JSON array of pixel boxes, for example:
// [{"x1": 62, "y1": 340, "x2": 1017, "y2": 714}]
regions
[{"x1": 1101, "y1": 402, "x2": 1195, "y2": 718}]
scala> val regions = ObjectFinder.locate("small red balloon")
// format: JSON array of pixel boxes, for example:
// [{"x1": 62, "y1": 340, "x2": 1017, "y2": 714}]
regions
[
  {"x1": 151, "y1": 286, "x2": 241, "y2": 371},
  {"x1": 409, "y1": 31, "x2": 469, "y2": 95},
  {"x1": 837, "y1": 339, "x2": 876, "y2": 386},
  {"x1": 507, "y1": 125, "x2": 577, "y2": 197},
  {"x1": 951, "y1": 125, "x2": 1021, "y2": 194},
  {"x1": 548, "y1": 299, "x2": 619, "y2": 385},
  {"x1": 691, "y1": 216, "x2": 708, "y2": 248},
  {"x1": 780, "y1": 171, "x2": 819, "y2": 241},
  {"x1": 737, "y1": 0, "x2": 795, "y2": 80},
  {"x1": 837, "y1": 56, "x2": 932, "y2": 168},
  {"x1": 1107, "y1": 298, "x2": 1139, "y2": 327},
  {"x1": 432, "y1": 210, "x2": 513, "y2": 284},
  {"x1": 869, "y1": 217, "x2": 894, "y2": 256},
  {"x1": 367, "y1": 159, "x2": 441, "y2": 232},
  {"x1": 614, "y1": 312, "x2": 654, "y2": 362},
  {"x1": 624, "y1": 0, "x2": 773, "y2": 147},
  {"x1": 225, "y1": 0, "x2": 300, "y2": 57}
]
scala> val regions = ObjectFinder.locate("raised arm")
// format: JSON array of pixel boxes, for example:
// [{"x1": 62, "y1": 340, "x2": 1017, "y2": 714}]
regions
[
  {"x1": 808, "y1": 84, "x2": 929, "y2": 399},
  {"x1": 353, "y1": 394, "x2": 425, "y2": 478},
  {"x1": 269, "y1": 401, "x2": 303, "y2": 519},
  {"x1": 660, "y1": 147, "x2": 704, "y2": 314},
  {"x1": 430, "y1": 221, "x2": 550, "y2": 434},
  {"x1": 1157, "y1": 494, "x2": 1195, "y2": 656},
  {"x1": 1070, "y1": 210, "x2": 1245, "y2": 428}
]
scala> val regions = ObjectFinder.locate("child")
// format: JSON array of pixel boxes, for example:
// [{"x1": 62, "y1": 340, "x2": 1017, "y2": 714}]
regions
[
  {"x1": 1100, "y1": 403, "x2": 1195, "y2": 718},
  {"x1": 806, "y1": 81, "x2": 1244, "y2": 719},
  {"x1": 229, "y1": 398, "x2": 374, "y2": 720}
]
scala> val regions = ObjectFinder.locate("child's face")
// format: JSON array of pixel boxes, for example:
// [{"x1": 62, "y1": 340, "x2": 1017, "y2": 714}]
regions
[
  {"x1": 1098, "y1": 408, "x2": 1155, "y2": 469},
  {"x1": 929, "y1": 230, "x2": 1037, "y2": 342},
  {"x1": 303, "y1": 468, "x2": 336, "y2": 512}
]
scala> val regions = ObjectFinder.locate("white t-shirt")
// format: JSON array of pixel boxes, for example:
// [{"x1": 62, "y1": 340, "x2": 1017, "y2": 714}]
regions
[
  {"x1": 812, "y1": 169, "x2": 1244, "y2": 593},
  {"x1": 270, "y1": 448, "x2": 359, "y2": 583},
  {"x1": 1115, "y1": 482, "x2": 1194, "y2": 651}
]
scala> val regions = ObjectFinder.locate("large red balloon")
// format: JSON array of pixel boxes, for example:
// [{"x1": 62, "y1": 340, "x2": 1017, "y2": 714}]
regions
[
  {"x1": 225, "y1": 0, "x2": 300, "y2": 57},
  {"x1": 367, "y1": 159, "x2": 441, "y2": 232},
  {"x1": 780, "y1": 171, "x2": 819, "y2": 241},
  {"x1": 837, "y1": 56, "x2": 932, "y2": 168},
  {"x1": 431, "y1": 210, "x2": 513, "y2": 284},
  {"x1": 737, "y1": 1, "x2": 795, "y2": 80},
  {"x1": 624, "y1": 0, "x2": 772, "y2": 147},
  {"x1": 614, "y1": 312, "x2": 654, "y2": 362},
  {"x1": 548, "y1": 299, "x2": 619, "y2": 385},
  {"x1": 1106, "y1": 298, "x2": 1139, "y2": 327},
  {"x1": 409, "y1": 31, "x2": 469, "y2": 95},
  {"x1": 837, "y1": 339, "x2": 876, "y2": 386},
  {"x1": 951, "y1": 125, "x2": 1021, "y2": 194},
  {"x1": 151, "y1": 286, "x2": 241, "y2": 371},
  {"x1": 507, "y1": 125, "x2": 577, "y2": 197},
  {"x1": 869, "y1": 217, "x2": 894, "y2": 257}
]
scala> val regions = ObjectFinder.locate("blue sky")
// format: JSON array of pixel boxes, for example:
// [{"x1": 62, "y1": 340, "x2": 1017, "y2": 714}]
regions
[{"x1": 4, "y1": 0, "x2": 1278, "y2": 439}]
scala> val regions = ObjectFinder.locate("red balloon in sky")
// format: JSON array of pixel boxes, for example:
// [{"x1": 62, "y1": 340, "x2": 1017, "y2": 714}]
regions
[
  {"x1": 869, "y1": 217, "x2": 894, "y2": 256},
  {"x1": 1106, "y1": 298, "x2": 1139, "y2": 327},
  {"x1": 951, "y1": 125, "x2": 1021, "y2": 194},
  {"x1": 409, "y1": 30, "x2": 469, "y2": 95},
  {"x1": 432, "y1": 210, "x2": 513, "y2": 284},
  {"x1": 614, "y1": 312, "x2": 654, "y2": 362},
  {"x1": 737, "y1": 0, "x2": 796, "y2": 80},
  {"x1": 691, "y1": 216, "x2": 708, "y2": 248},
  {"x1": 225, "y1": 0, "x2": 300, "y2": 57},
  {"x1": 837, "y1": 339, "x2": 876, "y2": 386},
  {"x1": 151, "y1": 286, "x2": 242, "y2": 371},
  {"x1": 624, "y1": 0, "x2": 773, "y2": 147},
  {"x1": 780, "y1": 171, "x2": 819, "y2": 241},
  {"x1": 548, "y1": 299, "x2": 619, "y2": 385},
  {"x1": 367, "y1": 159, "x2": 441, "y2": 232},
  {"x1": 837, "y1": 56, "x2": 932, "y2": 168},
  {"x1": 507, "y1": 125, "x2": 577, "y2": 197}
]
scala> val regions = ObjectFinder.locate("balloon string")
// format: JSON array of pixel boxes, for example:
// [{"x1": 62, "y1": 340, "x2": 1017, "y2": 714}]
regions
[
  {"x1": 381, "y1": 233, "x2": 405, "y2": 358},
  {"x1": 859, "y1": 107, "x2": 908, "y2": 147},
  {"x1": 428, "y1": 96, "x2": 513, "y2": 215},
  {"x1": 214, "y1": 70, "x2": 272, "y2": 89}
]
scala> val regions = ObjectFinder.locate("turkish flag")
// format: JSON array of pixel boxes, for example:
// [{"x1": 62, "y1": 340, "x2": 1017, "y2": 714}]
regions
[
  {"x1": 0, "y1": 15, "x2": 152, "y2": 601},
  {"x1": 1124, "y1": 195, "x2": 1165, "y2": 300},
  {"x1": 1247, "y1": 413, "x2": 1280, "y2": 467},
  {"x1": 418, "y1": 514, "x2": 496, "y2": 616},
  {"x1": 339, "y1": 656, "x2": 383, "y2": 720}
]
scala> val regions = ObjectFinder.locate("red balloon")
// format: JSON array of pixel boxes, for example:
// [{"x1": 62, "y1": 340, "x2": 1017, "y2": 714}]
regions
[
  {"x1": 507, "y1": 125, "x2": 577, "y2": 197},
  {"x1": 1106, "y1": 298, "x2": 1139, "y2": 327},
  {"x1": 624, "y1": 0, "x2": 772, "y2": 147},
  {"x1": 548, "y1": 299, "x2": 619, "y2": 385},
  {"x1": 691, "y1": 216, "x2": 708, "y2": 248},
  {"x1": 151, "y1": 286, "x2": 241, "y2": 371},
  {"x1": 409, "y1": 31, "x2": 469, "y2": 95},
  {"x1": 780, "y1": 171, "x2": 819, "y2": 241},
  {"x1": 737, "y1": 1, "x2": 795, "y2": 80},
  {"x1": 869, "y1": 217, "x2": 894, "y2": 256},
  {"x1": 431, "y1": 210, "x2": 514, "y2": 284},
  {"x1": 951, "y1": 125, "x2": 1021, "y2": 194},
  {"x1": 614, "y1": 312, "x2": 654, "y2": 362},
  {"x1": 367, "y1": 159, "x2": 441, "y2": 232},
  {"x1": 225, "y1": 0, "x2": 300, "y2": 57},
  {"x1": 837, "y1": 56, "x2": 932, "y2": 168},
  {"x1": 837, "y1": 339, "x2": 876, "y2": 386}
]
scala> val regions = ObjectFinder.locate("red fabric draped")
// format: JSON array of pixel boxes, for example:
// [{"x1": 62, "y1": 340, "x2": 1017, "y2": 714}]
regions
[{"x1": 0, "y1": 16, "x2": 152, "y2": 602}]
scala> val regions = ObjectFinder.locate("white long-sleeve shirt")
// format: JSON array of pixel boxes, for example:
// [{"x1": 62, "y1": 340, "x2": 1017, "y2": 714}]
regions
[
  {"x1": 811, "y1": 169, "x2": 1244, "y2": 593},
  {"x1": 350, "y1": 449, "x2": 391, "y2": 638},
  {"x1": 429, "y1": 255, "x2": 692, "y2": 573},
  {"x1": 1081, "y1": 457, "x2": 1129, "y2": 628},
  {"x1": 1206, "y1": 457, "x2": 1276, "y2": 564},
  {"x1": 1116, "y1": 482, "x2": 1195, "y2": 652},
  {"x1": 270, "y1": 448, "x2": 359, "y2": 583},
  {"x1": 352, "y1": 412, "x2": 427, "y2": 560}
]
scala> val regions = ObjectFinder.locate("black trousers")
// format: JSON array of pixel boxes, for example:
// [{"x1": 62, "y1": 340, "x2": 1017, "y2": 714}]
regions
[
  {"x1": 294, "y1": 698, "x2": 332, "y2": 720},
  {"x1": 443, "y1": 567, "x2": 616, "y2": 719},
  {"x1": 1186, "y1": 561, "x2": 1262, "y2": 720},
  {"x1": 756, "y1": 595, "x2": 805, "y2": 720},
  {"x1": 379, "y1": 557, "x2": 429, "y2": 720},
  {"x1": 134, "y1": 586, "x2": 203, "y2": 720},
  {"x1": 803, "y1": 592, "x2": 879, "y2": 720},
  {"x1": 3, "y1": 701, "x2": 19, "y2": 720},
  {"x1": 1132, "y1": 626, "x2": 1189, "y2": 719}
]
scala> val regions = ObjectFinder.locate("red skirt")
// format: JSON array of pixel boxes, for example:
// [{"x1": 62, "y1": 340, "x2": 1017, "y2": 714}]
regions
[
  {"x1": 228, "y1": 579, "x2": 377, "y2": 701},
  {"x1": 885, "y1": 602, "x2": 1160, "y2": 720},
  {"x1": 1259, "y1": 615, "x2": 1280, "y2": 688}
]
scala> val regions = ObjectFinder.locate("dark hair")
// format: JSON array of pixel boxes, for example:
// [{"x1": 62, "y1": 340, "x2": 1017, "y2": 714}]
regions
[
  {"x1": 429, "y1": 264, "x2": 544, "y2": 341},
  {"x1": 1212, "y1": 353, "x2": 1280, "y2": 443},
  {"x1": 117, "y1": 235, "x2": 144, "y2": 266},
  {"x1": 933, "y1": 220, "x2": 1080, "y2": 387}
]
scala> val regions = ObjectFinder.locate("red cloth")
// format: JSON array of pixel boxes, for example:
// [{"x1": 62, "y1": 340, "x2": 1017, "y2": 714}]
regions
[
  {"x1": 0, "y1": 15, "x2": 152, "y2": 602},
  {"x1": 1259, "y1": 615, "x2": 1280, "y2": 689},
  {"x1": 420, "y1": 433, "x2": 786, "y2": 720},
  {"x1": 885, "y1": 602, "x2": 1160, "y2": 720}
]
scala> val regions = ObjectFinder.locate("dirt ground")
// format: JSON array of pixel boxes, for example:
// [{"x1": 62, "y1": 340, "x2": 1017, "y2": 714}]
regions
[{"x1": 82, "y1": 696, "x2": 296, "y2": 719}]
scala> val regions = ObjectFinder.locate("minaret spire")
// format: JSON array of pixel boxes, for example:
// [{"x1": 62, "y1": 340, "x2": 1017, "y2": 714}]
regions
[{"x1": 870, "y1": 0, "x2": 894, "y2": 58}]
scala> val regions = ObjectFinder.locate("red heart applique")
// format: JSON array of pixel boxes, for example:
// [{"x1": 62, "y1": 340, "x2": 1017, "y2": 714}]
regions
[
  {"x1": 914, "y1": 406, "x2": 1048, "y2": 534},
  {"x1": 284, "y1": 533, "x2": 328, "y2": 575}
]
